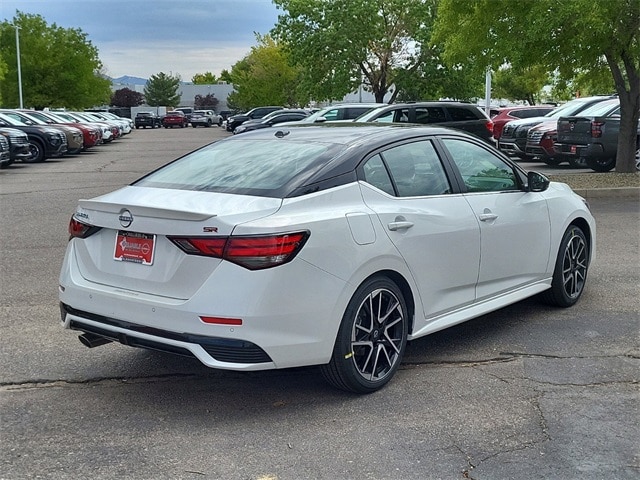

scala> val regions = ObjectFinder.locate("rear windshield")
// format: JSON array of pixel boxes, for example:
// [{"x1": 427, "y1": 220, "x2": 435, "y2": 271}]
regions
[
  {"x1": 134, "y1": 138, "x2": 335, "y2": 195},
  {"x1": 577, "y1": 100, "x2": 619, "y2": 117}
]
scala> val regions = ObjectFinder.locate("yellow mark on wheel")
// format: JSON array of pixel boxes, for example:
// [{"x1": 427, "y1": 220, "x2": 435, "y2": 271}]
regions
[{"x1": 344, "y1": 352, "x2": 353, "y2": 359}]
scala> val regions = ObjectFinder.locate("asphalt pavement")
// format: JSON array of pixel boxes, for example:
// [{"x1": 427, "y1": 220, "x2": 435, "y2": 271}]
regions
[{"x1": 1, "y1": 126, "x2": 638, "y2": 480}]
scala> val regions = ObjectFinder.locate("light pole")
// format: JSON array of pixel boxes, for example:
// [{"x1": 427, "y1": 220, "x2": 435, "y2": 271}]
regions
[{"x1": 14, "y1": 24, "x2": 24, "y2": 108}]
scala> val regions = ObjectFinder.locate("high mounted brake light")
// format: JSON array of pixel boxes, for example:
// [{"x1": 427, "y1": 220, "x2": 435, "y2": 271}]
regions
[{"x1": 168, "y1": 231, "x2": 310, "y2": 270}]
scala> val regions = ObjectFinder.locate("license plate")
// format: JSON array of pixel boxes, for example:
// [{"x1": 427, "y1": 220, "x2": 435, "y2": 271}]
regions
[
  {"x1": 114, "y1": 231, "x2": 155, "y2": 265},
  {"x1": 570, "y1": 145, "x2": 577, "y2": 154}
]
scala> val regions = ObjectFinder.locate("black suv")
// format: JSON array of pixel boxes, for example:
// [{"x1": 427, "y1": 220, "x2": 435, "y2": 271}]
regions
[
  {"x1": 354, "y1": 102, "x2": 494, "y2": 143},
  {"x1": 135, "y1": 112, "x2": 161, "y2": 129},
  {"x1": 226, "y1": 106, "x2": 283, "y2": 132}
]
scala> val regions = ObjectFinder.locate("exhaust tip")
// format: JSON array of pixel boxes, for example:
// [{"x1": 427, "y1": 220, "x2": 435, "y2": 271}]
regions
[{"x1": 78, "y1": 333, "x2": 112, "y2": 348}]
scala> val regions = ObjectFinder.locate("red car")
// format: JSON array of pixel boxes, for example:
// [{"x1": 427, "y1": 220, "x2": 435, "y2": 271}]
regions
[
  {"x1": 162, "y1": 111, "x2": 189, "y2": 128},
  {"x1": 491, "y1": 105, "x2": 555, "y2": 140}
]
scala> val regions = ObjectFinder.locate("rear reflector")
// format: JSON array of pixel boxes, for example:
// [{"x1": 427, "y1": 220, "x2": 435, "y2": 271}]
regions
[
  {"x1": 169, "y1": 231, "x2": 309, "y2": 270},
  {"x1": 200, "y1": 316, "x2": 243, "y2": 326}
]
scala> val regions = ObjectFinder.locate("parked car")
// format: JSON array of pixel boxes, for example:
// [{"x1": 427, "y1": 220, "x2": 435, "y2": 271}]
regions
[
  {"x1": 233, "y1": 110, "x2": 310, "y2": 134},
  {"x1": 354, "y1": 102, "x2": 495, "y2": 143},
  {"x1": 54, "y1": 111, "x2": 115, "y2": 143},
  {"x1": 80, "y1": 112, "x2": 124, "y2": 138},
  {"x1": 135, "y1": 112, "x2": 162, "y2": 129},
  {"x1": 0, "y1": 127, "x2": 31, "y2": 165},
  {"x1": 18, "y1": 110, "x2": 102, "y2": 151},
  {"x1": 498, "y1": 95, "x2": 617, "y2": 159},
  {"x1": 304, "y1": 103, "x2": 384, "y2": 123},
  {"x1": 491, "y1": 105, "x2": 555, "y2": 141},
  {"x1": 0, "y1": 112, "x2": 67, "y2": 162},
  {"x1": 0, "y1": 133, "x2": 11, "y2": 168},
  {"x1": 527, "y1": 99, "x2": 620, "y2": 168},
  {"x1": 162, "y1": 111, "x2": 189, "y2": 128},
  {"x1": 59, "y1": 123, "x2": 595, "y2": 393},
  {"x1": 174, "y1": 107, "x2": 194, "y2": 123},
  {"x1": 0, "y1": 109, "x2": 84, "y2": 155},
  {"x1": 225, "y1": 106, "x2": 284, "y2": 132},
  {"x1": 555, "y1": 99, "x2": 639, "y2": 172},
  {"x1": 190, "y1": 110, "x2": 222, "y2": 128},
  {"x1": 89, "y1": 111, "x2": 132, "y2": 135}
]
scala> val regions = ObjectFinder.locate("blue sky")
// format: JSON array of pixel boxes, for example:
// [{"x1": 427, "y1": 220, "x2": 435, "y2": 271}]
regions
[{"x1": 1, "y1": 0, "x2": 282, "y2": 80}]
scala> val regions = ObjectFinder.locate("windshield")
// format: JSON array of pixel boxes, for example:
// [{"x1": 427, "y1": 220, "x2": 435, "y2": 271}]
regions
[{"x1": 0, "y1": 113, "x2": 25, "y2": 126}]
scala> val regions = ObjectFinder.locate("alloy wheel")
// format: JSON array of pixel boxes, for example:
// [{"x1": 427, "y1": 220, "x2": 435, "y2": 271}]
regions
[
  {"x1": 562, "y1": 231, "x2": 588, "y2": 299},
  {"x1": 350, "y1": 287, "x2": 405, "y2": 382}
]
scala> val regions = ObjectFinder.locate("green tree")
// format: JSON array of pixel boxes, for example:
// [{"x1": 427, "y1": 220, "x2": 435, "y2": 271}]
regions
[
  {"x1": 111, "y1": 87, "x2": 144, "y2": 107},
  {"x1": 0, "y1": 12, "x2": 111, "y2": 109},
  {"x1": 227, "y1": 34, "x2": 305, "y2": 110},
  {"x1": 191, "y1": 72, "x2": 218, "y2": 84},
  {"x1": 0, "y1": 55, "x2": 6, "y2": 105},
  {"x1": 433, "y1": 0, "x2": 640, "y2": 173},
  {"x1": 273, "y1": 0, "x2": 440, "y2": 103},
  {"x1": 143, "y1": 72, "x2": 181, "y2": 108},
  {"x1": 492, "y1": 66, "x2": 550, "y2": 105},
  {"x1": 219, "y1": 69, "x2": 233, "y2": 84}
]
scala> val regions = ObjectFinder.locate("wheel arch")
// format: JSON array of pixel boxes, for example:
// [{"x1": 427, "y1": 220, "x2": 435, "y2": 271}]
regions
[
  {"x1": 569, "y1": 217, "x2": 594, "y2": 265},
  {"x1": 359, "y1": 269, "x2": 416, "y2": 335}
]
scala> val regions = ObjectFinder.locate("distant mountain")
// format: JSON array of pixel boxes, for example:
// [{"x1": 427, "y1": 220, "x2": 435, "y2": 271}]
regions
[{"x1": 112, "y1": 75, "x2": 148, "y2": 85}]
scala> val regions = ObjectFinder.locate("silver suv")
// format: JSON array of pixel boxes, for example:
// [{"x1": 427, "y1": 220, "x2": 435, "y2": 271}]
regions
[{"x1": 190, "y1": 110, "x2": 222, "y2": 128}]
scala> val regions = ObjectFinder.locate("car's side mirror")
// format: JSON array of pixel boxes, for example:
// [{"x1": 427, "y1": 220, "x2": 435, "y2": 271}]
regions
[
  {"x1": 527, "y1": 171, "x2": 550, "y2": 192},
  {"x1": 314, "y1": 116, "x2": 327, "y2": 123}
]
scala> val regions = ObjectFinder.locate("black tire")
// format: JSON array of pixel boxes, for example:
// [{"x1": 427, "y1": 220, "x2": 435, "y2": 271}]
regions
[
  {"x1": 192, "y1": 124, "x2": 197, "y2": 128},
  {"x1": 568, "y1": 156, "x2": 587, "y2": 168},
  {"x1": 135, "y1": 126, "x2": 140, "y2": 129},
  {"x1": 634, "y1": 145, "x2": 639, "y2": 171},
  {"x1": 321, "y1": 276, "x2": 408, "y2": 393},
  {"x1": 540, "y1": 225, "x2": 589, "y2": 308},
  {"x1": 24, "y1": 140, "x2": 45, "y2": 163},
  {"x1": 586, "y1": 156, "x2": 615, "y2": 172},
  {"x1": 205, "y1": 120, "x2": 211, "y2": 127}
]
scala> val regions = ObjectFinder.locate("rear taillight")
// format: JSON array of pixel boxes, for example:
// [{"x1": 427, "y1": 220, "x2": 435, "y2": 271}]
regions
[
  {"x1": 591, "y1": 121, "x2": 604, "y2": 138},
  {"x1": 168, "y1": 231, "x2": 310, "y2": 270},
  {"x1": 68, "y1": 216, "x2": 101, "y2": 240},
  {"x1": 485, "y1": 120, "x2": 494, "y2": 134}
]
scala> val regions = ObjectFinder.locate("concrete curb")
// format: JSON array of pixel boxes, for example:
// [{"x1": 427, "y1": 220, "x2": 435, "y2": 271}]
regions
[{"x1": 571, "y1": 187, "x2": 640, "y2": 199}]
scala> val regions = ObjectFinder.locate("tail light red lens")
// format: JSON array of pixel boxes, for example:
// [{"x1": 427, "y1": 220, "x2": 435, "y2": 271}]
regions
[
  {"x1": 591, "y1": 121, "x2": 604, "y2": 138},
  {"x1": 169, "y1": 231, "x2": 310, "y2": 270},
  {"x1": 68, "y1": 216, "x2": 101, "y2": 240},
  {"x1": 485, "y1": 120, "x2": 494, "y2": 134}
]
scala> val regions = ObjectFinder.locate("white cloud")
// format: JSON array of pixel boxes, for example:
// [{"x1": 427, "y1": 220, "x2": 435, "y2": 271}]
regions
[{"x1": 2, "y1": 0, "x2": 280, "y2": 78}]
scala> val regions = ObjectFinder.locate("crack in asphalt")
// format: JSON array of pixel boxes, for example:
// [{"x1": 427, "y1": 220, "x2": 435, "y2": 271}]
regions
[
  {"x1": 0, "y1": 373, "x2": 199, "y2": 391},
  {"x1": 457, "y1": 390, "x2": 552, "y2": 479},
  {"x1": 3, "y1": 352, "x2": 637, "y2": 391}
]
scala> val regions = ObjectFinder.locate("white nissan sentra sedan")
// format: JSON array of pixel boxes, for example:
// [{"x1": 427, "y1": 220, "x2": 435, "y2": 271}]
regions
[{"x1": 59, "y1": 124, "x2": 595, "y2": 393}]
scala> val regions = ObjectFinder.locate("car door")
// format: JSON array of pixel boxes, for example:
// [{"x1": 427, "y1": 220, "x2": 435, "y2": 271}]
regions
[
  {"x1": 358, "y1": 139, "x2": 481, "y2": 319},
  {"x1": 438, "y1": 136, "x2": 552, "y2": 300}
]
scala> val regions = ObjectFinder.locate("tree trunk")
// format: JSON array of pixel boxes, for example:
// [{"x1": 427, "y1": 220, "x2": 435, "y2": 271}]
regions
[{"x1": 606, "y1": 50, "x2": 639, "y2": 173}]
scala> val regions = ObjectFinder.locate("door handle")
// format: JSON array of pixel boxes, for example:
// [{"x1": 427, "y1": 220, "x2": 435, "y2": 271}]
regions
[
  {"x1": 479, "y1": 213, "x2": 498, "y2": 222},
  {"x1": 388, "y1": 221, "x2": 414, "y2": 231}
]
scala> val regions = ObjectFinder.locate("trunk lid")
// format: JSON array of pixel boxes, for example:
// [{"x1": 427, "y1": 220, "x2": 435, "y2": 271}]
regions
[{"x1": 72, "y1": 186, "x2": 282, "y2": 299}]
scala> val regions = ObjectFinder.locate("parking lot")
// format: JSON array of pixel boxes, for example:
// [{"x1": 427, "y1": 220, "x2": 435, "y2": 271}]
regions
[{"x1": 1, "y1": 126, "x2": 638, "y2": 479}]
